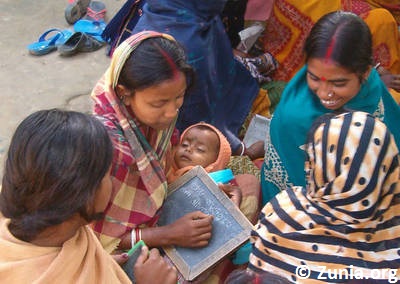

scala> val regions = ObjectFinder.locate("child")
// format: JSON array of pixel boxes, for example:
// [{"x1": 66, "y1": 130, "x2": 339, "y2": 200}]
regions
[
  {"x1": 168, "y1": 122, "x2": 246, "y2": 209},
  {"x1": 168, "y1": 122, "x2": 261, "y2": 278},
  {"x1": 168, "y1": 122, "x2": 232, "y2": 183},
  {"x1": 168, "y1": 122, "x2": 260, "y2": 221}
]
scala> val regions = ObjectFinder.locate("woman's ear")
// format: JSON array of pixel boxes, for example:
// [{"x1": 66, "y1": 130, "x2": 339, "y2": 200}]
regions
[
  {"x1": 363, "y1": 66, "x2": 373, "y2": 82},
  {"x1": 115, "y1": 84, "x2": 132, "y2": 106}
]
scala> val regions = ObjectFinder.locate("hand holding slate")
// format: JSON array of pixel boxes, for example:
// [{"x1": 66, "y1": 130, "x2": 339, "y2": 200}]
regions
[
  {"x1": 165, "y1": 211, "x2": 213, "y2": 247},
  {"x1": 218, "y1": 183, "x2": 242, "y2": 207},
  {"x1": 134, "y1": 246, "x2": 178, "y2": 284}
]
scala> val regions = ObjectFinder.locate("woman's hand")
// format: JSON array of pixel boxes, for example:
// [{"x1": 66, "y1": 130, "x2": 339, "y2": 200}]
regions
[
  {"x1": 134, "y1": 246, "x2": 177, "y2": 284},
  {"x1": 118, "y1": 231, "x2": 133, "y2": 251},
  {"x1": 244, "y1": 140, "x2": 265, "y2": 160},
  {"x1": 166, "y1": 211, "x2": 213, "y2": 247},
  {"x1": 377, "y1": 66, "x2": 400, "y2": 92},
  {"x1": 218, "y1": 183, "x2": 242, "y2": 207},
  {"x1": 111, "y1": 252, "x2": 129, "y2": 265}
]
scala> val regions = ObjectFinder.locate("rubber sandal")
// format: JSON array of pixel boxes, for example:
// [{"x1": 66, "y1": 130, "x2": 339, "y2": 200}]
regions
[
  {"x1": 55, "y1": 29, "x2": 74, "y2": 46},
  {"x1": 74, "y1": 19, "x2": 106, "y2": 42},
  {"x1": 58, "y1": 32, "x2": 104, "y2": 56},
  {"x1": 65, "y1": 0, "x2": 91, "y2": 25},
  {"x1": 84, "y1": 1, "x2": 106, "y2": 22},
  {"x1": 27, "y1": 29, "x2": 73, "y2": 56}
]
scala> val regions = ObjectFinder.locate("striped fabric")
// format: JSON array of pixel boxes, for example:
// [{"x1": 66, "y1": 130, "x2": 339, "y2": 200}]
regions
[
  {"x1": 90, "y1": 31, "x2": 177, "y2": 253},
  {"x1": 249, "y1": 111, "x2": 400, "y2": 283}
]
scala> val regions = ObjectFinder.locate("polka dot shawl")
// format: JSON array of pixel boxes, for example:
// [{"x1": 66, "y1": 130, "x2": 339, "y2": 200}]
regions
[{"x1": 249, "y1": 111, "x2": 400, "y2": 283}]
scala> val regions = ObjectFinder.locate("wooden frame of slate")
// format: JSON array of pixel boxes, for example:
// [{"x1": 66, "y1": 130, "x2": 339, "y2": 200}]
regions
[{"x1": 157, "y1": 166, "x2": 253, "y2": 281}]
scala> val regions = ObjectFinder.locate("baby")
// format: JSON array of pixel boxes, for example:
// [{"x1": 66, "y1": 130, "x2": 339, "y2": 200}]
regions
[
  {"x1": 168, "y1": 122, "x2": 232, "y2": 183},
  {"x1": 168, "y1": 122, "x2": 261, "y2": 266}
]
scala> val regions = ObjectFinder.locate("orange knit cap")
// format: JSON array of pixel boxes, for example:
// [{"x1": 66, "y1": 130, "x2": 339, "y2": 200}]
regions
[{"x1": 180, "y1": 122, "x2": 232, "y2": 172}]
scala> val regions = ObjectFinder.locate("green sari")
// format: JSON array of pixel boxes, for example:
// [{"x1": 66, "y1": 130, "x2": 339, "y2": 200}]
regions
[{"x1": 261, "y1": 65, "x2": 400, "y2": 205}]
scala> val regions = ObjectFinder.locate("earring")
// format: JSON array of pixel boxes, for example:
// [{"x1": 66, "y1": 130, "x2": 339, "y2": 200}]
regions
[{"x1": 176, "y1": 109, "x2": 180, "y2": 113}]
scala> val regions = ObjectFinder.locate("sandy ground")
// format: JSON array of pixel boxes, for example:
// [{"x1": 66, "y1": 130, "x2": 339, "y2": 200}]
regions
[{"x1": 0, "y1": 0, "x2": 124, "y2": 177}]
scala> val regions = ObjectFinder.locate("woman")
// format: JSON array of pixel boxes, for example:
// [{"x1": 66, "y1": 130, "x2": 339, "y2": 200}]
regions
[
  {"x1": 261, "y1": 11, "x2": 400, "y2": 205},
  {"x1": 91, "y1": 31, "x2": 259, "y2": 283},
  {"x1": 263, "y1": 1, "x2": 400, "y2": 83},
  {"x1": 250, "y1": 111, "x2": 400, "y2": 283},
  {"x1": 130, "y1": 0, "x2": 259, "y2": 155},
  {"x1": 91, "y1": 30, "x2": 212, "y2": 252},
  {"x1": 0, "y1": 109, "x2": 177, "y2": 284}
]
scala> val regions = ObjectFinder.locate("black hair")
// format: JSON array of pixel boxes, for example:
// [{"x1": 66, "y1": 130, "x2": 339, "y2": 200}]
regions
[
  {"x1": 304, "y1": 11, "x2": 373, "y2": 79},
  {"x1": 0, "y1": 109, "x2": 113, "y2": 242},
  {"x1": 118, "y1": 36, "x2": 195, "y2": 92}
]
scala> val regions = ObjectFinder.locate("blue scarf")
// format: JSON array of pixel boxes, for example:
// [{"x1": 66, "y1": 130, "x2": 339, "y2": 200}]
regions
[{"x1": 261, "y1": 66, "x2": 400, "y2": 205}]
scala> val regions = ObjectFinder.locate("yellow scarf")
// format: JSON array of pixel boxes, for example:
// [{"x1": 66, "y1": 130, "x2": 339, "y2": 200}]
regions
[{"x1": 0, "y1": 217, "x2": 131, "y2": 284}]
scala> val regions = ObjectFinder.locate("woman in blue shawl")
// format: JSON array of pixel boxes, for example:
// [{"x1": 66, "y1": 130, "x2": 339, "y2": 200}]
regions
[
  {"x1": 261, "y1": 11, "x2": 400, "y2": 205},
  {"x1": 128, "y1": 0, "x2": 259, "y2": 154}
]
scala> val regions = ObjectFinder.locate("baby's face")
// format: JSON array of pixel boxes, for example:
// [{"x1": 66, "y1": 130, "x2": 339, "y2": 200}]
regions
[{"x1": 174, "y1": 127, "x2": 219, "y2": 169}]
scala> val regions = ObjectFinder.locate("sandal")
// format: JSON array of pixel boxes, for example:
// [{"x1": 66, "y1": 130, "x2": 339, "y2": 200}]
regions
[
  {"x1": 84, "y1": 1, "x2": 106, "y2": 22},
  {"x1": 58, "y1": 32, "x2": 104, "y2": 56},
  {"x1": 27, "y1": 29, "x2": 73, "y2": 56},
  {"x1": 74, "y1": 19, "x2": 106, "y2": 42},
  {"x1": 65, "y1": 0, "x2": 91, "y2": 25}
]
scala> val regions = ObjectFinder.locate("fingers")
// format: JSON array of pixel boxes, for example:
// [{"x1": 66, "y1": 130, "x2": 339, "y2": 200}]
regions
[
  {"x1": 188, "y1": 210, "x2": 210, "y2": 220},
  {"x1": 136, "y1": 245, "x2": 149, "y2": 265},
  {"x1": 191, "y1": 216, "x2": 213, "y2": 239},
  {"x1": 112, "y1": 253, "x2": 129, "y2": 265},
  {"x1": 147, "y1": 247, "x2": 161, "y2": 259},
  {"x1": 134, "y1": 248, "x2": 178, "y2": 284}
]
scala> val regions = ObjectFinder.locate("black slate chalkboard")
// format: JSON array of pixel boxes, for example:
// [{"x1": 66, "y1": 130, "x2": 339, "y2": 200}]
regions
[{"x1": 157, "y1": 166, "x2": 253, "y2": 281}]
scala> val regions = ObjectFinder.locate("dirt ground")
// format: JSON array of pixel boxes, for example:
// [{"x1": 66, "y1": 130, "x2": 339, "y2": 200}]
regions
[{"x1": 0, "y1": 0, "x2": 124, "y2": 177}]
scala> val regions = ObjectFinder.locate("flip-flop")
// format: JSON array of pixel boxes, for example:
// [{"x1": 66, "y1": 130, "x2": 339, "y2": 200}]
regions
[
  {"x1": 27, "y1": 29, "x2": 73, "y2": 56},
  {"x1": 55, "y1": 30, "x2": 74, "y2": 46},
  {"x1": 84, "y1": 1, "x2": 106, "y2": 22},
  {"x1": 65, "y1": 0, "x2": 91, "y2": 25},
  {"x1": 74, "y1": 19, "x2": 106, "y2": 42}
]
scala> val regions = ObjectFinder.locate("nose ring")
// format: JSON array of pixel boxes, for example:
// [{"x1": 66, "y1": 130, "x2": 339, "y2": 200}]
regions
[{"x1": 328, "y1": 93, "x2": 333, "y2": 98}]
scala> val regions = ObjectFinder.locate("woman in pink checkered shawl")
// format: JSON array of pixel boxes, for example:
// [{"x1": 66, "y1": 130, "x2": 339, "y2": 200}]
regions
[{"x1": 90, "y1": 31, "x2": 215, "y2": 255}]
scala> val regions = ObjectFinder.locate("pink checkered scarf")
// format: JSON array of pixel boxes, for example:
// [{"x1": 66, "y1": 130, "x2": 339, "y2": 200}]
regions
[{"x1": 91, "y1": 31, "x2": 176, "y2": 252}]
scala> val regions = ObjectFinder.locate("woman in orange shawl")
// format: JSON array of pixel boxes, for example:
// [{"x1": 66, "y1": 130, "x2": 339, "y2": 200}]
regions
[{"x1": 0, "y1": 109, "x2": 177, "y2": 284}]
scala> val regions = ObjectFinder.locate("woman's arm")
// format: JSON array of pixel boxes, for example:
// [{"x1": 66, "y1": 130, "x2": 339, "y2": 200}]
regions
[{"x1": 119, "y1": 211, "x2": 213, "y2": 249}]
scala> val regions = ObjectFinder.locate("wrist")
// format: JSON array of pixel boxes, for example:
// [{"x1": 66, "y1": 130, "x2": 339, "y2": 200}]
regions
[
  {"x1": 240, "y1": 142, "x2": 246, "y2": 156},
  {"x1": 233, "y1": 142, "x2": 246, "y2": 156},
  {"x1": 131, "y1": 227, "x2": 142, "y2": 247}
]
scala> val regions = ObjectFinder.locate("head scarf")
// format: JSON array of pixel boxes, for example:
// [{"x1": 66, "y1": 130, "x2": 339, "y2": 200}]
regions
[
  {"x1": 168, "y1": 122, "x2": 232, "y2": 183},
  {"x1": 250, "y1": 111, "x2": 400, "y2": 283},
  {"x1": 91, "y1": 31, "x2": 178, "y2": 252}
]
